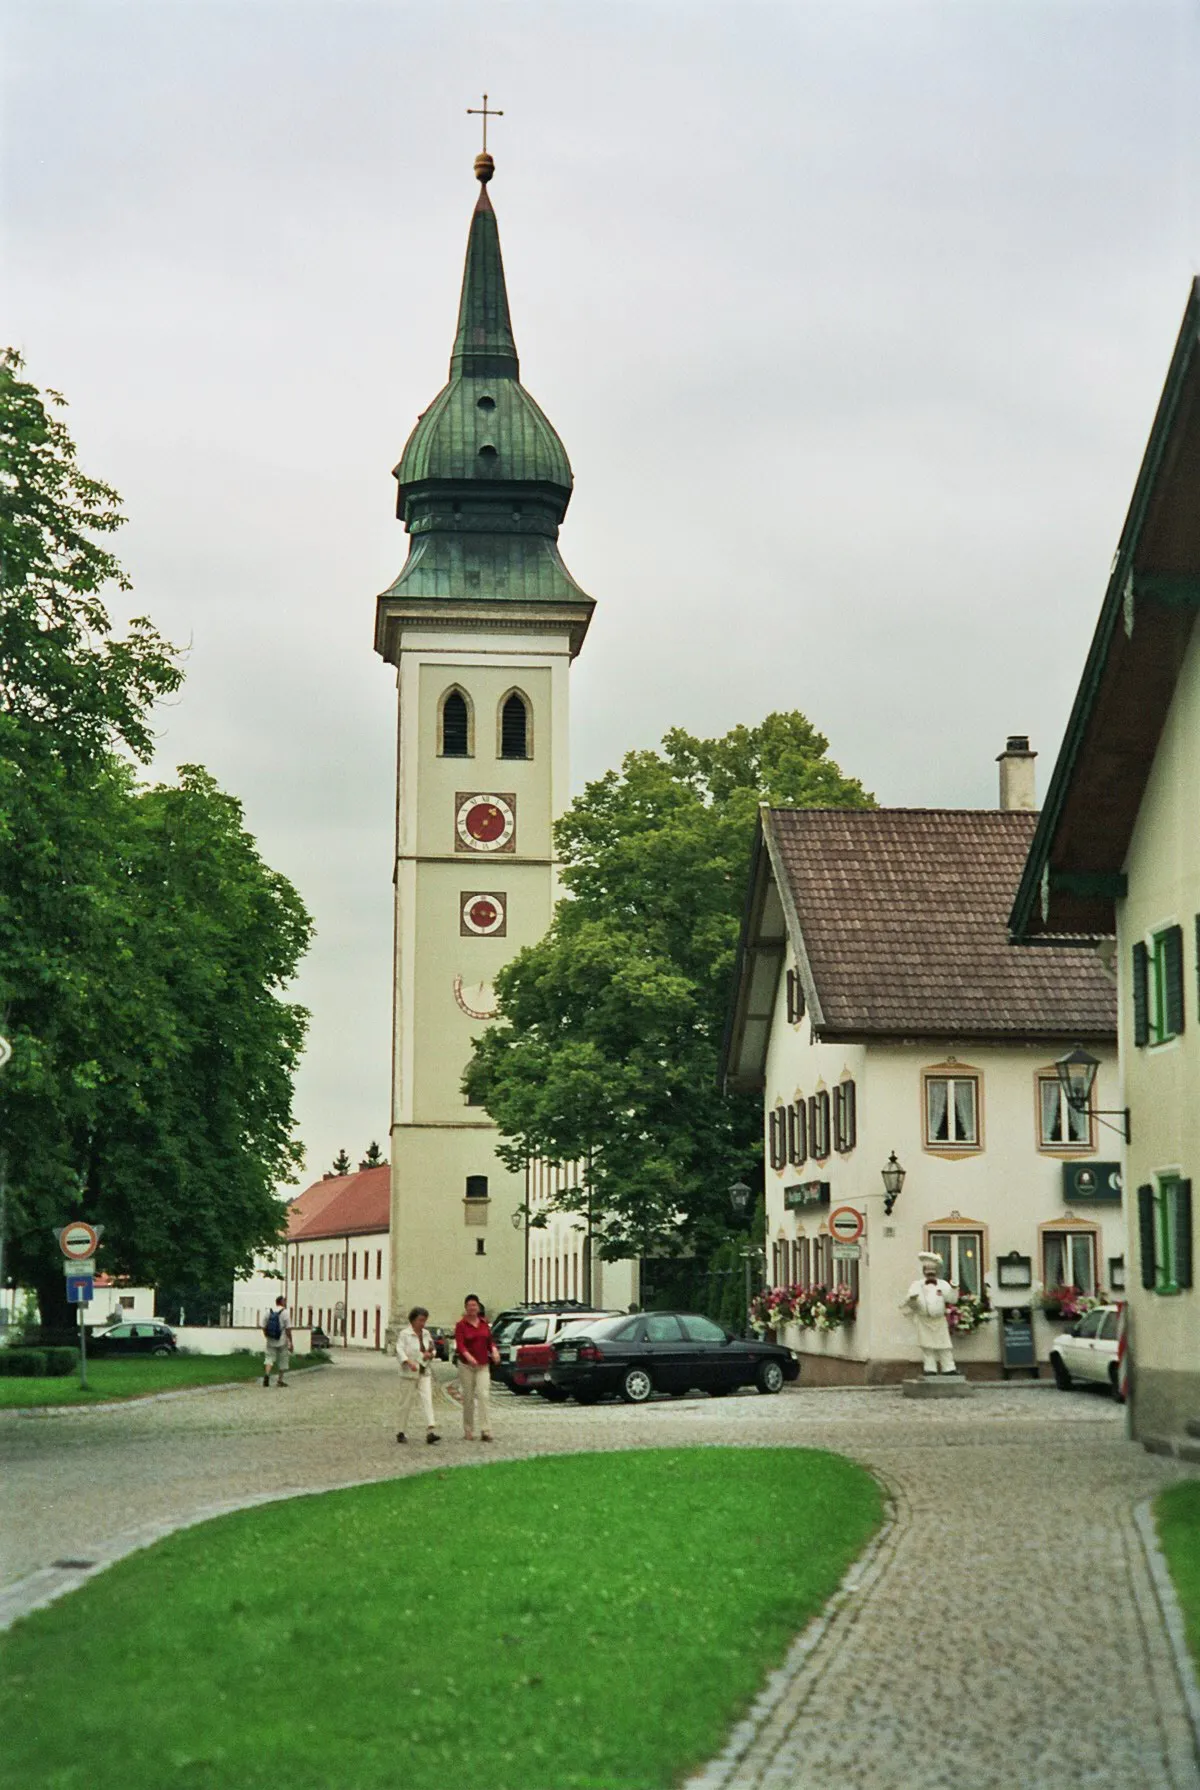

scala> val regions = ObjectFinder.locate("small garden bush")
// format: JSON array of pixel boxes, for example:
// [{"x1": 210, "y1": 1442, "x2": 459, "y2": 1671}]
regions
[{"x1": 0, "y1": 1347, "x2": 79, "y2": 1377}]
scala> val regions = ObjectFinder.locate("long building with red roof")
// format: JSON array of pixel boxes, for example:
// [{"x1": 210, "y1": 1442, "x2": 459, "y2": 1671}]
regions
[{"x1": 282, "y1": 1165, "x2": 392, "y2": 1350}]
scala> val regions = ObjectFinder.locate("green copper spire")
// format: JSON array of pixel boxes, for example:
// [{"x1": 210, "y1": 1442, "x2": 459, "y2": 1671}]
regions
[
  {"x1": 450, "y1": 168, "x2": 519, "y2": 379},
  {"x1": 380, "y1": 155, "x2": 593, "y2": 629}
]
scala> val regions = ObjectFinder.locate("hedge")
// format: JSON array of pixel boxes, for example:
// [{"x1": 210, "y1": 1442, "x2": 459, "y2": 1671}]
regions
[{"x1": 0, "y1": 1348, "x2": 79, "y2": 1378}]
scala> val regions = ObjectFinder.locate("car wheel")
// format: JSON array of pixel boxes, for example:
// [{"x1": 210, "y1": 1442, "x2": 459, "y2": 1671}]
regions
[
  {"x1": 619, "y1": 1365, "x2": 653, "y2": 1404},
  {"x1": 756, "y1": 1360, "x2": 785, "y2": 1395},
  {"x1": 152, "y1": 1346, "x2": 172, "y2": 1358},
  {"x1": 1051, "y1": 1352, "x2": 1072, "y2": 1390},
  {"x1": 1109, "y1": 1361, "x2": 1125, "y2": 1402}
]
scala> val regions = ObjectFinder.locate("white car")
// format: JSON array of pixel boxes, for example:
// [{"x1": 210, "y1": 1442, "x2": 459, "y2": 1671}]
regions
[{"x1": 1049, "y1": 1304, "x2": 1123, "y2": 1398}]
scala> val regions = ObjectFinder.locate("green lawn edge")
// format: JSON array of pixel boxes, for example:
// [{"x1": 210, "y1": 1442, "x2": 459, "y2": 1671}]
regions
[
  {"x1": 0, "y1": 1446, "x2": 884, "y2": 1790},
  {"x1": 0, "y1": 1351, "x2": 329, "y2": 1408},
  {"x1": 1156, "y1": 1480, "x2": 1200, "y2": 1666}
]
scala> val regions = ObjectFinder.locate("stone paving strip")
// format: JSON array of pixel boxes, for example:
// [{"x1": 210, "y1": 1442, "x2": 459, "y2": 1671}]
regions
[{"x1": 3, "y1": 1354, "x2": 1198, "y2": 1788}]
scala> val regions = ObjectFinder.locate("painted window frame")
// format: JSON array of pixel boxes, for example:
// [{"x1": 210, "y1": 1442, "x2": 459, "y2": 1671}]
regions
[
  {"x1": 1035, "y1": 1071, "x2": 1093, "y2": 1151},
  {"x1": 1138, "y1": 1175, "x2": 1193, "y2": 1296},
  {"x1": 1133, "y1": 925, "x2": 1185, "y2": 1047},
  {"x1": 924, "y1": 1224, "x2": 986, "y2": 1296},
  {"x1": 438, "y1": 685, "x2": 475, "y2": 759},
  {"x1": 769, "y1": 1103, "x2": 787, "y2": 1171},
  {"x1": 922, "y1": 1065, "x2": 982, "y2": 1153},
  {"x1": 497, "y1": 687, "x2": 533, "y2": 761},
  {"x1": 1039, "y1": 1221, "x2": 1100, "y2": 1296}
]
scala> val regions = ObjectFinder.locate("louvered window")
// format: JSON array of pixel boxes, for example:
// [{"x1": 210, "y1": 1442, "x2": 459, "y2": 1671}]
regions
[
  {"x1": 500, "y1": 692, "x2": 529, "y2": 759},
  {"x1": 787, "y1": 1098, "x2": 807, "y2": 1166},
  {"x1": 1143, "y1": 1176, "x2": 1193, "y2": 1294},
  {"x1": 785, "y1": 969, "x2": 805, "y2": 1024},
  {"x1": 441, "y1": 690, "x2": 471, "y2": 757},
  {"x1": 833, "y1": 1081, "x2": 857, "y2": 1152},
  {"x1": 809, "y1": 1091, "x2": 831, "y2": 1160},
  {"x1": 768, "y1": 1105, "x2": 787, "y2": 1171}
]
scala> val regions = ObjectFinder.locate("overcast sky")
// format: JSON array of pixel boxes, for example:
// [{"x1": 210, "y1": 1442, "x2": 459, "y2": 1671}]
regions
[{"x1": 5, "y1": 1, "x2": 1199, "y2": 1192}]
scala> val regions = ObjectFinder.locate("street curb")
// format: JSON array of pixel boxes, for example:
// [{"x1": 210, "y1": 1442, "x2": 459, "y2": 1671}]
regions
[
  {"x1": 6, "y1": 1363, "x2": 330, "y2": 1418},
  {"x1": 1134, "y1": 1495, "x2": 1200, "y2": 1768},
  {"x1": 683, "y1": 1468, "x2": 901, "y2": 1790}
]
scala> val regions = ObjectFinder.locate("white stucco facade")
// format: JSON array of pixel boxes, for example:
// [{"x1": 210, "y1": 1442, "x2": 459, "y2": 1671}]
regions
[
  {"x1": 523, "y1": 1157, "x2": 639, "y2": 1312},
  {"x1": 1118, "y1": 613, "x2": 1200, "y2": 1437},
  {"x1": 761, "y1": 955, "x2": 1126, "y2": 1381}
]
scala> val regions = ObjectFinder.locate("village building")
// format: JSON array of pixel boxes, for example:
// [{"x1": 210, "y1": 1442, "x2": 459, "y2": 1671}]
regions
[
  {"x1": 522, "y1": 1158, "x2": 639, "y2": 1313},
  {"x1": 721, "y1": 748, "x2": 1122, "y2": 1382},
  {"x1": 372, "y1": 149, "x2": 594, "y2": 1329},
  {"x1": 1010, "y1": 280, "x2": 1200, "y2": 1447},
  {"x1": 273, "y1": 1164, "x2": 391, "y2": 1349}
]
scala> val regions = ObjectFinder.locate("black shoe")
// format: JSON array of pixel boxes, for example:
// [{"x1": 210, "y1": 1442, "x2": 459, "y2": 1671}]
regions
[
  {"x1": 426, "y1": 1432, "x2": 440, "y2": 1444},
  {"x1": 263, "y1": 1375, "x2": 270, "y2": 1387},
  {"x1": 396, "y1": 1432, "x2": 407, "y2": 1444}
]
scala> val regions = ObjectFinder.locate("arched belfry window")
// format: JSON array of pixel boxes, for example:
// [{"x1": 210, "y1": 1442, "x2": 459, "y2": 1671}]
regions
[
  {"x1": 440, "y1": 687, "x2": 472, "y2": 758},
  {"x1": 499, "y1": 690, "x2": 530, "y2": 760}
]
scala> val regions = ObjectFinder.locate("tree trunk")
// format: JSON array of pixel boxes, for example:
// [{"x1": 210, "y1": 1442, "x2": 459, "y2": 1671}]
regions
[{"x1": 32, "y1": 1269, "x2": 77, "y2": 1347}]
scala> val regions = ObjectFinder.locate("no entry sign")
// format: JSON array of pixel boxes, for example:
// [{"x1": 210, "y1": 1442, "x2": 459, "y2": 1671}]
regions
[
  {"x1": 58, "y1": 1221, "x2": 100, "y2": 1260},
  {"x1": 828, "y1": 1206, "x2": 865, "y2": 1244}
]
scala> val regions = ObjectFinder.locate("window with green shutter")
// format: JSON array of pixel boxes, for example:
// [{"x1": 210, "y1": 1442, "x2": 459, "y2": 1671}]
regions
[
  {"x1": 1139, "y1": 1183, "x2": 1157, "y2": 1289},
  {"x1": 1133, "y1": 942, "x2": 1149, "y2": 1046},
  {"x1": 1146, "y1": 926, "x2": 1185, "y2": 1045},
  {"x1": 1151, "y1": 1175, "x2": 1193, "y2": 1295}
]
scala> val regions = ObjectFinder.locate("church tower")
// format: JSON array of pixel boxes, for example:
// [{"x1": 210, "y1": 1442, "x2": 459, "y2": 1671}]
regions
[{"x1": 374, "y1": 150, "x2": 594, "y2": 1326}]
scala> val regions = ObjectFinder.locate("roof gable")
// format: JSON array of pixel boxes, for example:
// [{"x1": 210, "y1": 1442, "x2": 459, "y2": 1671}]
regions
[
  {"x1": 722, "y1": 807, "x2": 1115, "y2": 1090},
  {"x1": 287, "y1": 1166, "x2": 391, "y2": 1241},
  {"x1": 1011, "y1": 279, "x2": 1200, "y2": 941}
]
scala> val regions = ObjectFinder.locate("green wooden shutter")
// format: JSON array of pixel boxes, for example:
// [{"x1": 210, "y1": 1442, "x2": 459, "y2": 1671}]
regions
[
  {"x1": 1175, "y1": 1180, "x2": 1193, "y2": 1290},
  {"x1": 1164, "y1": 925, "x2": 1185, "y2": 1035},
  {"x1": 1132, "y1": 942, "x2": 1150, "y2": 1046},
  {"x1": 1138, "y1": 1183, "x2": 1157, "y2": 1289},
  {"x1": 843, "y1": 1080, "x2": 857, "y2": 1149}
]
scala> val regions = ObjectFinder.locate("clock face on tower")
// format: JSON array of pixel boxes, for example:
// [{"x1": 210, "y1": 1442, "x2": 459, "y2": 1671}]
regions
[
  {"x1": 460, "y1": 892, "x2": 507, "y2": 937},
  {"x1": 455, "y1": 792, "x2": 516, "y2": 853},
  {"x1": 453, "y1": 974, "x2": 499, "y2": 1020}
]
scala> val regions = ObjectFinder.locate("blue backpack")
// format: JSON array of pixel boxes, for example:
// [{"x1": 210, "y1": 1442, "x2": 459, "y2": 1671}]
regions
[{"x1": 264, "y1": 1307, "x2": 283, "y2": 1341}]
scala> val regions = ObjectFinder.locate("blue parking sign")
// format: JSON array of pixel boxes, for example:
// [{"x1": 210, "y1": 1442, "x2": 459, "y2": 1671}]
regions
[{"x1": 66, "y1": 1277, "x2": 94, "y2": 1304}]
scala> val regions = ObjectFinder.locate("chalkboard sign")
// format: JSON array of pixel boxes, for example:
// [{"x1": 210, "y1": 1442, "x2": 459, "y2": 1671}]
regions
[{"x1": 999, "y1": 1305, "x2": 1038, "y2": 1378}]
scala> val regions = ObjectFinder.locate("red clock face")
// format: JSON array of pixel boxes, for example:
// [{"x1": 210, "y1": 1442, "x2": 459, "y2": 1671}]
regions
[
  {"x1": 455, "y1": 793, "x2": 515, "y2": 853},
  {"x1": 461, "y1": 893, "x2": 507, "y2": 937}
]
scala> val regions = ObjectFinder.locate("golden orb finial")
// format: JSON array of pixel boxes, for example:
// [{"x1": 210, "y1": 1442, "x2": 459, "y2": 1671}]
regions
[{"x1": 474, "y1": 151, "x2": 495, "y2": 185}]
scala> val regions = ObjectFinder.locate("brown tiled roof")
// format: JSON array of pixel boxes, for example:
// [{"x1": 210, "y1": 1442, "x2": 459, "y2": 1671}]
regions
[
  {"x1": 766, "y1": 808, "x2": 1116, "y2": 1040},
  {"x1": 287, "y1": 1166, "x2": 391, "y2": 1241}
]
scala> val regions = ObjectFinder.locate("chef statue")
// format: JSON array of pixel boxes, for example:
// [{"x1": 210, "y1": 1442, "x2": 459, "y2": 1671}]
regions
[{"x1": 900, "y1": 1252, "x2": 960, "y2": 1377}]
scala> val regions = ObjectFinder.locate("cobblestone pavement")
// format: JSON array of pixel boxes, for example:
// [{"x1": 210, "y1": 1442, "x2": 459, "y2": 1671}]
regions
[{"x1": 3, "y1": 1356, "x2": 1197, "y2": 1788}]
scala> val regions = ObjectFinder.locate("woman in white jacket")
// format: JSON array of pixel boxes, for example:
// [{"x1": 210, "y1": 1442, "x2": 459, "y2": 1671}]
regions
[{"x1": 396, "y1": 1305, "x2": 439, "y2": 1444}]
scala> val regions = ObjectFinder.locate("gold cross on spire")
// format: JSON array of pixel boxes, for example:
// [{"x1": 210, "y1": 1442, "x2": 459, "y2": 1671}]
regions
[{"x1": 467, "y1": 93, "x2": 503, "y2": 154}]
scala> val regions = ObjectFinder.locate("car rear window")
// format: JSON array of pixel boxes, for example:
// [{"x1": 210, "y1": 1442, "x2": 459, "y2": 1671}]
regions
[
  {"x1": 680, "y1": 1315, "x2": 726, "y2": 1343},
  {"x1": 561, "y1": 1315, "x2": 638, "y2": 1342},
  {"x1": 517, "y1": 1318, "x2": 549, "y2": 1343}
]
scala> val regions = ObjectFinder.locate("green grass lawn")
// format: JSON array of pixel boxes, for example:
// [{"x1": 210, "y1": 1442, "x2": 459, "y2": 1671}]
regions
[
  {"x1": 1156, "y1": 1480, "x2": 1200, "y2": 1663},
  {"x1": 0, "y1": 1447, "x2": 882, "y2": 1790},
  {"x1": 0, "y1": 1351, "x2": 327, "y2": 1408}
]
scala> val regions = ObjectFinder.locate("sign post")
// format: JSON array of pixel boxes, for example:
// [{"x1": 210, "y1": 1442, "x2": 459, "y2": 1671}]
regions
[{"x1": 57, "y1": 1221, "x2": 102, "y2": 1388}]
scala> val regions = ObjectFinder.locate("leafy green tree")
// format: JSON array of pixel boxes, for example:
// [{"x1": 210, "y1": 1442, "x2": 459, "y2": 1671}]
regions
[
  {"x1": 466, "y1": 714, "x2": 873, "y2": 1261},
  {"x1": 0, "y1": 351, "x2": 311, "y2": 1331}
]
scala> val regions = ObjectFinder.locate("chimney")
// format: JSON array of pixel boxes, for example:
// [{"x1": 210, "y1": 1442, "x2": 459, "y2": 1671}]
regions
[{"x1": 997, "y1": 735, "x2": 1037, "y2": 812}]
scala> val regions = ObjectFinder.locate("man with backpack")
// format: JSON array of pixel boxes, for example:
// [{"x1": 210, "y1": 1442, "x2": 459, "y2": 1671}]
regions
[{"x1": 262, "y1": 1295, "x2": 292, "y2": 1387}]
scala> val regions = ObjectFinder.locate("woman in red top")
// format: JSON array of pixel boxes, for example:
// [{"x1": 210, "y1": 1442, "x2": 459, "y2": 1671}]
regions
[{"x1": 454, "y1": 1293, "x2": 499, "y2": 1442}]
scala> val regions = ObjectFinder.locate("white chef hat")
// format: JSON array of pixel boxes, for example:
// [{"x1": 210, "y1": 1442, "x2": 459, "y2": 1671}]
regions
[{"x1": 917, "y1": 1252, "x2": 942, "y2": 1268}]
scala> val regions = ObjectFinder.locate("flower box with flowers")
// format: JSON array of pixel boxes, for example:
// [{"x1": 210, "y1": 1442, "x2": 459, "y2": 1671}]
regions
[
  {"x1": 1039, "y1": 1285, "x2": 1107, "y2": 1322},
  {"x1": 750, "y1": 1284, "x2": 857, "y2": 1335},
  {"x1": 946, "y1": 1291, "x2": 995, "y2": 1336}
]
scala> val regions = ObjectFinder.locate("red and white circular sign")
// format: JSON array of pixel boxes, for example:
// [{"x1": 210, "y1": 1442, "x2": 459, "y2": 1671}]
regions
[
  {"x1": 59, "y1": 1221, "x2": 99, "y2": 1260},
  {"x1": 456, "y1": 794, "x2": 515, "y2": 853},
  {"x1": 828, "y1": 1206, "x2": 865, "y2": 1243},
  {"x1": 461, "y1": 893, "x2": 506, "y2": 936}
]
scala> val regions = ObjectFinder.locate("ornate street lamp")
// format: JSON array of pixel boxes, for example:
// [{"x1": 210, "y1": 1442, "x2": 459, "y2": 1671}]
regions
[
  {"x1": 729, "y1": 1179, "x2": 752, "y2": 1218},
  {"x1": 881, "y1": 1152, "x2": 906, "y2": 1217},
  {"x1": 1054, "y1": 1045, "x2": 1131, "y2": 1142}
]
